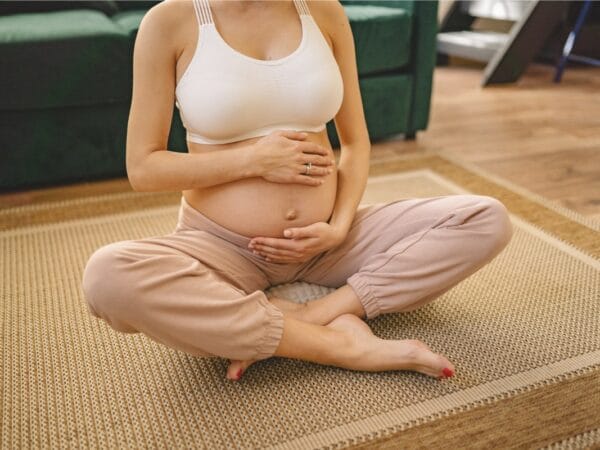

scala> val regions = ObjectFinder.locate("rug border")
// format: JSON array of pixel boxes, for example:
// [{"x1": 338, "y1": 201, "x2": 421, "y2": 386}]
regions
[
  {"x1": 434, "y1": 149, "x2": 599, "y2": 232},
  {"x1": 370, "y1": 155, "x2": 600, "y2": 259},
  {"x1": 267, "y1": 355, "x2": 600, "y2": 450}
]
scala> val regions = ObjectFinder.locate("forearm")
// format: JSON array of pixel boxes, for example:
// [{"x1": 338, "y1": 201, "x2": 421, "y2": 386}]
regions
[
  {"x1": 328, "y1": 144, "x2": 371, "y2": 237},
  {"x1": 129, "y1": 145, "x2": 257, "y2": 192}
]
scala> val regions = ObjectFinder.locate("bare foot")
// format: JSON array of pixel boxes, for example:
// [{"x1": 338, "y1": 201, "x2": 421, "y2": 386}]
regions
[
  {"x1": 327, "y1": 314, "x2": 456, "y2": 379},
  {"x1": 228, "y1": 310, "x2": 456, "y2": 381},
  {"x1": 226, "y1": 296, "x2": 307, "y2": 381}
]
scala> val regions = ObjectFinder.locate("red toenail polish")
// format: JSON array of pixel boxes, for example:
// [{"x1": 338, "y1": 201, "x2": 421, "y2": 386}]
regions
[
  {"x1": 442, "y1": 368, "x2": 454, "y2": 378},
  {"x1": 236, "y1": 368, "x2": 243, "y2": 379}
]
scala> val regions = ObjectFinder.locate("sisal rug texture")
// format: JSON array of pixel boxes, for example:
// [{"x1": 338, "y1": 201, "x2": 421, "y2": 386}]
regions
[{"x1": 1, "y1": 153, "x2": 599, "y2": 449}]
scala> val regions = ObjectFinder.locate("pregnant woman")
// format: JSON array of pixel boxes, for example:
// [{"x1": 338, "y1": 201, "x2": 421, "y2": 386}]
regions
[{"x1": 82, "y1": 0, "x2": 513, "y2": 381}]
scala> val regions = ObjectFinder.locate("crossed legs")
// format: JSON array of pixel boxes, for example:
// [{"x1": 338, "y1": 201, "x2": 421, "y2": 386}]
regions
[{"x1": 81, "y1": 194, "x2": 512, "y2": 382}]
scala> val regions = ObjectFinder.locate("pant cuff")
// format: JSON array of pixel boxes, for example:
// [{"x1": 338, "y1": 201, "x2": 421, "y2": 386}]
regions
[
  {"x1": 254, "y1": 294, "x2": 285, "y2": 361},
  {"x1": 347, "y1": 275, "x2": 381, "y2": 320}
]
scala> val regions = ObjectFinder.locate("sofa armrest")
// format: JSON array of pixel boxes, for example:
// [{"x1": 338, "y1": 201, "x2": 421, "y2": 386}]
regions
[
  {"x1": 407, "y1": 0, "x2": 438, "y2": 133},
  {"x1": 339, "y1": 0, "x2": 438, "y2": 134}
]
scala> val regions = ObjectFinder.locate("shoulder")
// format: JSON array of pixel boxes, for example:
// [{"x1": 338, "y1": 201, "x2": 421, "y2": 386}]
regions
[
  {"x1": 306, "y1": 1, "x2": 351, "y2": 51},
  {"x1": 138, "y1": 0, "x2": 182, "y2": 31},
  {"x1": 135, "y1": 0, "x2": 194, "y2": 59},
  {"x1": 307, "y1": 0, "x2": 346, "y2": 20}
]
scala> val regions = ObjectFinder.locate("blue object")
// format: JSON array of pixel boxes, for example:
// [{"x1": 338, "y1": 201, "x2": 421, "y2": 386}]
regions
[{"x1": 554, "y1": 0, "x2": 600, "y2": 83}]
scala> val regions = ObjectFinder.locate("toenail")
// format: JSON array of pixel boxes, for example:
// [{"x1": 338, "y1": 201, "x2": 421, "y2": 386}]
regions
[
  {"x1": 236, "y1": 368, "x2": 243, "y2": 379},
  {"x1": 442, "y1": 368, "x2": 454, "y2": 378}
]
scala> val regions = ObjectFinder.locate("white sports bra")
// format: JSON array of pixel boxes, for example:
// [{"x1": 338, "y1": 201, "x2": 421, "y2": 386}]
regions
[{"x1": 175, "y1": 0, "x2": 344, "y2": 145}]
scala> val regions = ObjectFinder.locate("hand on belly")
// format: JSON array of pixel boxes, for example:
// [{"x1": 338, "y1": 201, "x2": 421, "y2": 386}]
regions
[{"x1": 248, "y1": 220, "x2": 344, "y2": 264}]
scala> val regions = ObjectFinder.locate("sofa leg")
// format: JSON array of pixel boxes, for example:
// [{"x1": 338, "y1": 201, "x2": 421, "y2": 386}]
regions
[{"x1": 404, "y1": 131, "x2": 416, "y2": 140}]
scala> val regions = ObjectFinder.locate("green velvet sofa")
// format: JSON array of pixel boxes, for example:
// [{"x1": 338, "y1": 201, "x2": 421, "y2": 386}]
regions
[{"x1": 0, "y1": 0, "x2": 438, "y2": 191}]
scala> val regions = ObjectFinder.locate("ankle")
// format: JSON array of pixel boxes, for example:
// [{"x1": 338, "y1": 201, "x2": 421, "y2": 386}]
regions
[{"x1": 327, "y1": 328, "x2": 364, "y2": 369}]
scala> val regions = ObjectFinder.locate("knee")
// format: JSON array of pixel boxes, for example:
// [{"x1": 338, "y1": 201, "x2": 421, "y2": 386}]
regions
[
  {"x1": 81, "y1": 241, "x2": 137, "y2": 332},
  {"x1": 477, "y1": 195, "x2": 514, "y2": 253}
]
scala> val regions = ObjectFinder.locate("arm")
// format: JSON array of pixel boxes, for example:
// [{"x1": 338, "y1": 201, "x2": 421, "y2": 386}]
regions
[
  {"x1": 126, "y1": 3, "x2": 257, "y2": 192},
  {"x1": 328, "y1": 142, "x2": 370, "y2": 243},
  {"x1": 325, "y1": 0, "x2": 371, "y2": 242},
  {"x1": 129, "y1": 147, "x2": 257, "y2": 192}
]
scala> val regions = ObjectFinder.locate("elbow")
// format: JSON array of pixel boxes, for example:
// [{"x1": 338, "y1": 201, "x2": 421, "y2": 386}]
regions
[{"x1": 127, "y1": 166, "x2": 149, "y2": 192}]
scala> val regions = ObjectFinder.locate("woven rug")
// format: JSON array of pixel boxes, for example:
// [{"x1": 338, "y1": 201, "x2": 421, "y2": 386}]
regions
[{"x1": 1, "y1": 152, "x2": 599, "y2": 449}]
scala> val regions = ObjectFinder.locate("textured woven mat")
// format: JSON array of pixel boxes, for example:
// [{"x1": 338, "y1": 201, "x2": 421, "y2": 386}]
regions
[{"x1": 2, "y1": 160, "x2": 599, "y2": 449}]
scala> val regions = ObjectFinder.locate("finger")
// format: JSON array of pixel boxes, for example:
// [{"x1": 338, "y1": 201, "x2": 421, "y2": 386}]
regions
[
  {"x1": 283, "y1": 226, "x2": 317, "y2": 239},
  {"x1": 279, "y1": 130, "x2": 308, "y2": 140},
  {"x1": 302, "y1": 165, "x2": 332, "y2": 177},
  {"x1": 293, "y1": 175, "x2": 323, "y2": 186},
  {"x1": 304, "y1": 154, "x2": 336, "y2": 167},
  {"x1": 296, "y1": 164, "x2": 330, "y2": 178},
  {"x1": 253, "y1": 244, "x2": 303, "y2": 258},
  {"x1": 300, "y1": 142, "x2": 329, "y2": 156},
  {"x1": 251, "y1": 237, "x2": 302, "y2": 251}
]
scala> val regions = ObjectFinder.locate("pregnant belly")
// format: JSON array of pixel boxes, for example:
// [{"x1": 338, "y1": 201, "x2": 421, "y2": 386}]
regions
[{"x1": 183, "y1": 171, "x2": 337, "y2": 238}]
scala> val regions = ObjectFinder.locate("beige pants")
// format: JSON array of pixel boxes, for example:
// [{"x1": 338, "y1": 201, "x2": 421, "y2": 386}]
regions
[{"x1": 81, "y1": 194, "x2": 513, "y2": 361}]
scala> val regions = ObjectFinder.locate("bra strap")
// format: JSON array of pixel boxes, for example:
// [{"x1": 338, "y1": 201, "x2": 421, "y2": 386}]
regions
[
  {"x1": 294, "y1": 0, "x2": 311, "y2": 16},
  {"x1": 192, "y1": 0, "x2": 214, "y2": 25}
]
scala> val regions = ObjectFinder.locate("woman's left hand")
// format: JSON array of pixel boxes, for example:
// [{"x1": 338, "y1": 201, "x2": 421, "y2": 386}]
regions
[{"x1": 248, "y1": 222, "x2": 346, "y2": 263}]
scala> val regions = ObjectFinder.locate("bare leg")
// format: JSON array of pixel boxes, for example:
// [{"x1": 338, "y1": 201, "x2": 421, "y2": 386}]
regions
[
  {"x1": 227, "y1": 286, "x2": 366, "y2": 379},
  {"x1": 269, "y1": 283, "x2": 446, "y2": 325},
  {"x1": 300, "y1": 285, "x2": 366, "y2": 325},
  {"x1": 226, "y1": 310, "x2": 455, "y2": 381},
  {"x1": 268, "y1": 284, "x2": 366, "y2": 325}
]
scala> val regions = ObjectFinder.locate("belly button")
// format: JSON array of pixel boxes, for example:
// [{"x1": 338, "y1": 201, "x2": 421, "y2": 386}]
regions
[{"x1": 285, "y1": 208, "x2": 298, "y2": 220}]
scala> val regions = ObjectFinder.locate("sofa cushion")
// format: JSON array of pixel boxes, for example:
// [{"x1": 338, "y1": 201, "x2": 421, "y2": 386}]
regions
[
  {"x1": 0, "y1": 103, "x2": 130, "y2": 190},
  {"x1": 325, "y1": 72, "x2": 413, "y2": 147},
  {"x1": 0, "y1": 9, "x2": 130, "y2": 111},
  {"x1": 0, "y1": 1, "x2": 119, "y2": 17},
  {"x1": 342, "y1": 4, "x2": 412, "y2": 76},
  {"x1": 340, "y1": 0, "x2": 416, "y2": 14},
  {"x1": 111, "y1": 9, "x2": 147, "y2": 39}
]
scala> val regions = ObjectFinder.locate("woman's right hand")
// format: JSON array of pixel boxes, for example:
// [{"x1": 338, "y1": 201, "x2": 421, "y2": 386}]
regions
[{"x1": 251, "y1": 130, "x2": 335, "y2": 186}]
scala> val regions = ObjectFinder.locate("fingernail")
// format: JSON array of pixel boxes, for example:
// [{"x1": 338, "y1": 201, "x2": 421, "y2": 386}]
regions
[
  {"x1": 236, "y1": 368, "x2": 243, "y2": 379},
  {"x1": 442, "y1": 368, "x2": 454, "y2": 378}
]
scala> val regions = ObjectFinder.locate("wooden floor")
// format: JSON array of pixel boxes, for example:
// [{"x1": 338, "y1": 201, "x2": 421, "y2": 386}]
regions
[
  {"x1": 1, "y1": 62, "x2": 599, "y2": 222},
  {"x1": 373, "y1": 62, "x2": 600, "y2": 222}
]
